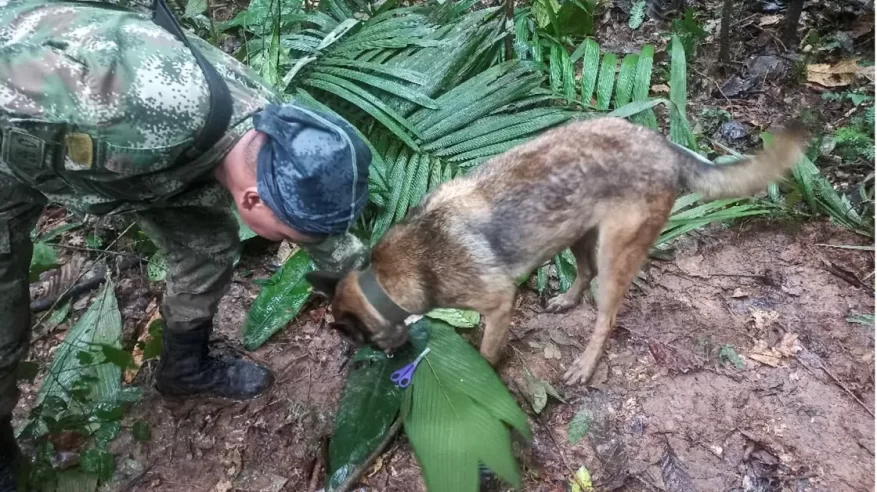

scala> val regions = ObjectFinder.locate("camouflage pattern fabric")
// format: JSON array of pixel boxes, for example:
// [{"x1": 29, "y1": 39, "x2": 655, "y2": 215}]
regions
[{"x1": 0, "y1": 0, "x2": 368, "y2": 417}]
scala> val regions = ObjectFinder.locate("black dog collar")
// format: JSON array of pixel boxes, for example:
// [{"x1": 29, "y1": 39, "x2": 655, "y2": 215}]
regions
[{"x1": 357, "y1": 266, "x2": 410, "y2": 325}]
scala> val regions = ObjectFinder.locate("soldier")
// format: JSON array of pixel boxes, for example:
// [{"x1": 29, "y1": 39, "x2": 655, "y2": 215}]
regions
[{"x1": 0, "y1": 1, "x2": 371, "y2": 489}]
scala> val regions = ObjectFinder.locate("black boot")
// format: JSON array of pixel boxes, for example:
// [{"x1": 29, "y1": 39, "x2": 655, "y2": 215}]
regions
[
  {"x1": 0, "y1": 416, "x2": 19, "y2": 492},
  {"x1": 154, "y1": 323, "x2": 274, "y2": 401}
]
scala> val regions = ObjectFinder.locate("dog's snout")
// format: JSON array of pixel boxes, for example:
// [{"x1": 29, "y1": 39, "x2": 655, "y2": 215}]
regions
[{"x1": 373, "y1": 324, "x2": 409, "y2": 353}]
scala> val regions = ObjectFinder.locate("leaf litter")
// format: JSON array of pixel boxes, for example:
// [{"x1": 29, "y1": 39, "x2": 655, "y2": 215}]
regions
[
  {"x1": 521, "y1": 366, "x2": 565, "y2": 414},
  {"x1": 748, "y1": 332, "x2": 804, "y2": 368}
]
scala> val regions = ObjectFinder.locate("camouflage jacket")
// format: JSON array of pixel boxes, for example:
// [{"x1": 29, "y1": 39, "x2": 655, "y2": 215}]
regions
[{"x1": 0, "y1": 0, "x2": 282, "y2": 215}]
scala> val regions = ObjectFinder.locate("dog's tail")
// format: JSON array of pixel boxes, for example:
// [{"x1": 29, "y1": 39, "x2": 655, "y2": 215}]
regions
[{"x1": 676, "y1": 122, "x2": 810, "y2": 200}]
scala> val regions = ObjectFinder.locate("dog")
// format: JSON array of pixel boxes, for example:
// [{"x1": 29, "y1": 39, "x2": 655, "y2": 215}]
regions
[{"x1": 306, "y1": 117, "x2": 808, "y2": 386}]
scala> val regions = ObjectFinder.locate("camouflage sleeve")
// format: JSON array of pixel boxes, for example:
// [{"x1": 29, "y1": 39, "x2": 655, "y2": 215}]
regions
[
  {"x1": 300, "y1": 232, "x2": 369, "y2": 274},
  {"x1": 51, "y1": 0, "x2": 153, "y2": 12}
]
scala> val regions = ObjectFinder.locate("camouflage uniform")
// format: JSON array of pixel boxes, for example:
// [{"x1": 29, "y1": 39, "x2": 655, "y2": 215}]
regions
[{"x1": 0, "y1": 1, "x2": 367, "y2": 417}]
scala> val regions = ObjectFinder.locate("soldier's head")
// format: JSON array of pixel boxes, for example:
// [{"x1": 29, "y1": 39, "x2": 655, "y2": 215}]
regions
[{"x1": 217, "y1": 104, "x2": 371, "y2": 244}]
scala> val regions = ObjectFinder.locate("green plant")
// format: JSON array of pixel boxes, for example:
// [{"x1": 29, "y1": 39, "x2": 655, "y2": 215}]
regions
[
  {"x1": 17, "y1": 280, "x2": 146, "y2": 492},
  {"x1": 326, "y1": 319, "x2": 530, "y2": 492},
  {"x1": 761, "y1": 130, "x2": 874, "y2": 238},
  {"x1": 834, "y1": 102, "x2": 876, "y2": 163},
  {"x1": 670, "y1": 8, "x2": 707, "y2": 60},
  {"x1": 628, "y1": 0, "x2": 646, "y2": 29}
]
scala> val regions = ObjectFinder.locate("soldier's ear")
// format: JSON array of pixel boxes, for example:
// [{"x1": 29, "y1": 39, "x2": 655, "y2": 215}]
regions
[{"x1": 306, "y1": 271, "x2": 343, "y2": 298}]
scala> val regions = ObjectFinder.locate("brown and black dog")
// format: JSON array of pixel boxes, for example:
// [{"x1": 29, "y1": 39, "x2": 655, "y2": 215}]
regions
[{"x1": 306, "y1": 117, "x2": 808, "y2": 386}]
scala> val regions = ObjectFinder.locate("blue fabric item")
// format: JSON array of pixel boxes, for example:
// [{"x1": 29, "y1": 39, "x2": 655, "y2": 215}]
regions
[{"x1": 253, "y1": 103, "x2": 371, "y2": 236}]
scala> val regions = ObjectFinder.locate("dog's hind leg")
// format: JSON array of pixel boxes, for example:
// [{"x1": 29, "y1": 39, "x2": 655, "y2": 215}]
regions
[
  {"x1": 544, "y1": 228, "x2": 599, "y2": 313},
  {"x1": 477, "y1": 286, "x2": 518, "y2": 366},
  {"x1": 563, "y1": 196, "x2": 673, "y2": 386}
]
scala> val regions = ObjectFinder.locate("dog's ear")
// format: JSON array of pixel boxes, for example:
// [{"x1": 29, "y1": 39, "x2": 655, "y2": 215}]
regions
[{"x1": 305, "y1": 271, "x2": 343, "y2": 298}]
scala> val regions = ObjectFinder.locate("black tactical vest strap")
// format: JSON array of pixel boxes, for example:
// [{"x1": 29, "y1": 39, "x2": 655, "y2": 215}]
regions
[{"x1": 151, "y1": 0, "x2": 232, "y2": 158}]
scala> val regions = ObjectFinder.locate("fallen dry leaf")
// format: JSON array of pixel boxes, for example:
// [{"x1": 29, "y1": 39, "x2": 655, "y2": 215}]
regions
[
  {"x1": 749, "y1": 308, "x2": 780, "y2": 331},
  {"x1": 368, "y1": 456, "x2": 384, "y2": 477},
  {"x1": 807, "y1": 59, "x2": 872, "y2": 87},
  {"x1": 749, "y1": 351, "x2": 781, "y2": 368},
  {"x1": 731, "y1": 288, "x2": 750, "y2": 298},
  {"x1": 212, "y1": 480, "x2": 232, "y2": 492},
  {"x1": 758, "y1": 14, "x2": 781, "y2": 26},
  {"x1": 849, "y1": 17, "x2": 874, "y2": 39},
  {"x1": 275, "y1": 241, "x2": 296, "y2": 264},
  {"x1": 776, "y1": 332, "x2": 803, "y2": 357},
  {"x1": 227, "y1": 447, "x2": 243, "y2": 478},
  {"x1": 749, "y1": 333, "x2": 802, "y2": 368},
  {"x1": 124, "y1": 309, "x2": 162, "y2": 384},
  {"x1": 651, "y1": 83, "x2": 670, "y2": 93},
  {"x1": 543, "y1": 341, "x2": 562, "y2": 360}
]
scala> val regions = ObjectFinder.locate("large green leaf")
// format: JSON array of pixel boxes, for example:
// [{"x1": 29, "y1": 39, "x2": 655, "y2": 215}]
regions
[
  {"x1": 394, "y1": 152, "x2": 422, "y2": 222},
  {"x1": 404, "y1": 321, "x2": 531, "y2": 492},
  {"x1": 658, "y1": 198, "x2": 773, "y2": 246},
  {"x1": 303, "y1": 74, "x2": 421, "y2": 149},
  {"x1": 669, "y1": 35, "x2": 694, "y2": 148},
  {"x1": 234, "y1": 207, "x2": 258, "y2": 241},
  {"x1": 35, "y1": 279, "x2": 122, "y2": 418},
  {"x1": 425, "y1": 308, "x2": 480, "y2": 328},
  {"x1": 326, "y1": 323, "x2": 429, "y2": 490},
  {"x1": 221, "y1": 0, "x2": 304, "y2": 31},
  {"x1": 594, "y1": 53, "x2": 617, "y2": 110},
  {"x1": 315, "y1": 66, "x2": 439, "y2": 108},
  {"x1": 556, "y1": 0, "x2": 597, "y2": 37},
  {"x1": 631, "y1": 44, "x2": 657, "y2": 128},
  {"x1": 53, "y1": 470, "x2": 99, "y2": 492},
  {"x1": 614, "y1": 53, "x2": 639, "y2": 108},
  {"x1": 579, "y1": 39, "x2": 600, "y2": 106},
  {"x1": 30, "y1": 241, "x2": 59, "y2": 282},
  {"x1": 241, "y1": 249, "x2": 315, "y2": 350},
  {"x1": 553, "y1": 249, "x2": 577, "y2": 293}
]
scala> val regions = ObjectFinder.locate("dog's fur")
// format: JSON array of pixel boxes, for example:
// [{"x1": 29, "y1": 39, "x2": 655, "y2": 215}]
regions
[{"x1": 307, "y1": 117, "x2": 808, "y2": 386}]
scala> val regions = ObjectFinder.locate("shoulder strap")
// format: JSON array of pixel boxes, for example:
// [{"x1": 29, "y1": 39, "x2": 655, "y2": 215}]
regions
[{"x1": 151, "y1": 0, "x2": 232, "y2": 160}]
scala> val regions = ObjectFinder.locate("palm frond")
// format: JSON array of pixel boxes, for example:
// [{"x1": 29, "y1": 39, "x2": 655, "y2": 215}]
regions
[{"x1": 614, "y1": 53, "x2": 639, "y2": 108}]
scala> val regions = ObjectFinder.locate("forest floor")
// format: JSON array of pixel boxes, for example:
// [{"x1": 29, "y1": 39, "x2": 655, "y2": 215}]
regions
[{"x1": 10, "y1": 0, "x2": 875, "y2": 491}]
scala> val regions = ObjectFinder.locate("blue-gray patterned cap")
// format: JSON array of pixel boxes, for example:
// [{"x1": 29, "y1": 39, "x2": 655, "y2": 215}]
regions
[{"x1": 253, "y1": 103, "x2": 371, "y2": 236}]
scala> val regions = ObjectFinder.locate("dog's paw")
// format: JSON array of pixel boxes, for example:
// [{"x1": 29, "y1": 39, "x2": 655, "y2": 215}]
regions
[
  {"x1": 544, "y1": 294, "x2": 579, "y2": 313},
  {"x1": 563, "y1": 356, "x2": 597, "y2": 386}
]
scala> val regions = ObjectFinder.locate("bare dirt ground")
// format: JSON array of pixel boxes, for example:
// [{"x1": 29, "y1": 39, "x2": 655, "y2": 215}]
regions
[{"x1": 9, "y1": 0, "x2": 876, "y2": 491}]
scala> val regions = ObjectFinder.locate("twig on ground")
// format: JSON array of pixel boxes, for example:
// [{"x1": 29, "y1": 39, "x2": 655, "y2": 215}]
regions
[
  {"x1": 31, "y1": 271, "x2": 105, "y2": 314},
  {"x1": 32, "y1": 222, "x2": 137, "y2": 325},
  {"x1": 30, "y1": 256, "x2": 140, "y2": 314},
  {"x1": 333, "y1": 417, "x2": 403, "y2": 492},
  {"x1": 693, "y1": 67, "x2": 732, "y2": 105},
  {"x1": 307, "y1": 437, "x2": 328, "y2": 492},
  {"x1": 819, "y1": 257, "x2": 874, "y2": 293},
  {"x1": 815, "y1": 243, "x2": 875, "y2": 251},
  {"x1": 52, "y1": 243, "x2": 145, "y2": 259},
  {"x1": 797, "y1": 351, "x2": 874, "y2": 418}
]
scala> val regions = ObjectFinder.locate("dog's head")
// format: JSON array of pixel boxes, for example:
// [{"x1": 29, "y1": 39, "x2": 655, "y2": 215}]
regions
[{"x1": 305, "y1": 270, "x2": 409, "y2": 353}]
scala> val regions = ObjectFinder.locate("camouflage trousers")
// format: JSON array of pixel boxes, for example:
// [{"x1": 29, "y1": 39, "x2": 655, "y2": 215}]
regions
[{"x1": 0, "y1": 172, "x2": 241, "y2": 418}]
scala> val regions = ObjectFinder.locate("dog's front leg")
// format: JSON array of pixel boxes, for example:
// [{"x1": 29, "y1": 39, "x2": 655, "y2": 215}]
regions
[{"x1": 478, "y1": 291, "x2": 517, "y2": 366}]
